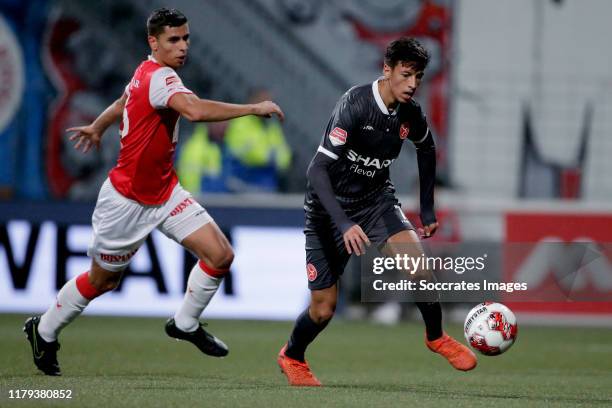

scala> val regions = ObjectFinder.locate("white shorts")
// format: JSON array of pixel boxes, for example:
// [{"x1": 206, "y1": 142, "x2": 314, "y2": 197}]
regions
[{"x1": 88, "y1": 178, "x2": 212, "y2": 272}]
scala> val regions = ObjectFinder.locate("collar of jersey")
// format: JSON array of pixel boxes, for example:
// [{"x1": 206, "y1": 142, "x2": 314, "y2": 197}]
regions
[
  {"x1": 147, "y1": 55, "x2": 160, "y2": 65},
  {"x1": 372, "y1": 78, "x2": 399, "y2": 116}
]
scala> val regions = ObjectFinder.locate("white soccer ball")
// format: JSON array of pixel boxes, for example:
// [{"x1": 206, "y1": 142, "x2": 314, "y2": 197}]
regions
[{"x1": 464, "y1": 302, "x2": 518, "y2": 356}]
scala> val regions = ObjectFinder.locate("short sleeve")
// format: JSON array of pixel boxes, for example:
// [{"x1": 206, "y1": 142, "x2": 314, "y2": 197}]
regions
[
  {"x1": 318, "y1": 90, "x2": 358, "y2": 160},
  {"x1": 149, "y1": 67, "x2": 193, "y2": 109}
]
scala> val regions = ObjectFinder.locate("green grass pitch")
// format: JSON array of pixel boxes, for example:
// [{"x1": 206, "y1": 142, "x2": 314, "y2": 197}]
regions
[{"x1": 1, "y1": 314, "x2": 611, "y2": 407}]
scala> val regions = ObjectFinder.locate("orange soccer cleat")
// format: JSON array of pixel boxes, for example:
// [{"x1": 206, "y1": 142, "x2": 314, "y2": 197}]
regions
[
  {"x1": 426, "y1": 332, "x2": 477, "y2": 371},
  {"x1": 277, "y1": 344, "x2": 322, "y2": 386}
]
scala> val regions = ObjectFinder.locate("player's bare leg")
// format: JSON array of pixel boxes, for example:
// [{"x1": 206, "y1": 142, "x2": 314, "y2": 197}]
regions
[
  {"x1": 166, "y1": 221, "x2": 233, "y2": 357},
  {"x1": 278, "y1": 284, "x2": 337, "y2": 386},
  {"x1": 25, "y1": 261, "x2": 120, "y2": 376},
  {"x1": 385, "y1": 230, "x2": 477, "y2": 371}
]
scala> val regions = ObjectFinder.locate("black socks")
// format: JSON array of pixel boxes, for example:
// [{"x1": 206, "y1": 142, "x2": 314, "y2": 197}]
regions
[
  {"x1": 416, "y1": 301, "x2": 443, "y2": 341},
  {"x1": 284, "y1": 302, "x2": 441, "y2": 361},
  {"x1": 285, "y1": 308, "x2": 330, "y2": 362}
]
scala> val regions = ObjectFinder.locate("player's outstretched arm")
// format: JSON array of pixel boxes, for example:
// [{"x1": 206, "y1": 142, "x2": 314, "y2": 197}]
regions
[
  {"x1": 307, "y1": 153, "x2": 370, "y2": 255},
  {"x1": 169, "y1": 93, "x2": 284, "y2": 123},
  {"x1": 67, "y1": 93, "x2": 127, "y2": 153},
  {"x1": 414, "y1": 131, "x2": 438, "y2": 238}
]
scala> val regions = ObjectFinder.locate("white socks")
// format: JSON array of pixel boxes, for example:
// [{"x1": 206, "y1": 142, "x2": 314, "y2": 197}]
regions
[
  {"x1": 37, "y1": 263, "x2": 224, "y2": 341},
  {"x1": 173, "y1": 261, "x2": 225, "y2": 332},
  {"x1": 38, "y1": 274, "x2": 93, "y2": 342}
]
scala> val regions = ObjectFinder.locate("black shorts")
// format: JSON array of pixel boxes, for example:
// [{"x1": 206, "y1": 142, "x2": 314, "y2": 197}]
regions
[{"x1": 304, "y1": 197, "x2": 415, "y2": 290}]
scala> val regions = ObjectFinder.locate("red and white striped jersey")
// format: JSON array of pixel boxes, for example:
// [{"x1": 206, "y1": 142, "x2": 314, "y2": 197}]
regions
[{"x1": 109, "y1": 56, "x2": 193, "y2": 205}]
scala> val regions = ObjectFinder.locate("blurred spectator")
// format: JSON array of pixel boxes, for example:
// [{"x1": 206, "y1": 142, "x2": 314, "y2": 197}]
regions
[
  {"x1": 224, "y1": 89, "x2": 292, "y2": 192},
  {"x1": 177, "y1": 121, "x2": 229, "y2": 194}
]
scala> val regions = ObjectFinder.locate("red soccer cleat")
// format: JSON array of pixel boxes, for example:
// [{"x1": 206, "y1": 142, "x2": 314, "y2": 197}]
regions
[
  {"x1": 426, "y1": 332, "x2": 477, "y2": 371},
  {"x1": 277, "y1": 344, "x2": 322, "y2": 386}
]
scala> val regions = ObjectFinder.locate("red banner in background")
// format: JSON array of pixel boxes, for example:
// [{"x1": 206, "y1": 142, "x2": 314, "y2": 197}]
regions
[{"x1": 505, "y1": 213, "x2": 612, "y2": 315}]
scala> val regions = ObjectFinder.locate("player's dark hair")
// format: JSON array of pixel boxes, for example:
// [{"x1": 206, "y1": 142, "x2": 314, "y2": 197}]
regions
[
  {"x1": 147, "y1": 8, "x2": 188, "y2": 37},
  {"x1": 384, "y1": 37, "x2": 430, "y2": 71}
]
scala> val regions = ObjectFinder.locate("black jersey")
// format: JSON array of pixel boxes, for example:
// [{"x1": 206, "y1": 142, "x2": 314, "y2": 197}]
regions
[{"x1": 305, "y1": 79, "x2": 431, "y2": 217}]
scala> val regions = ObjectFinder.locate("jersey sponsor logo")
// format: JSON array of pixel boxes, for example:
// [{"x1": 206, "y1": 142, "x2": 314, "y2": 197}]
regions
[
  {"x1": 165, "y1": 75, "x2": 180, "y2": 86},
  {"x1": 306, "y1": 263, "x2": 318, "y2": 282},
  {"x1": 169, "y1": 197, "x2": 195, "y2": 217},
  {"x1": 361, "y1": 125, "x2": 375, "y2": 131},
  {"x1": 329, "y1": 127, "x2": 347, "y2": 146},
  {"x1": 346, "y1": 149, "x2": 395, "y2": 169},
  {"x1": 400, "y1": 122, "x2": 410, "y2": 139},
  {"x1": 349, "y1": 164, "x2": 376, "y2": 178}
]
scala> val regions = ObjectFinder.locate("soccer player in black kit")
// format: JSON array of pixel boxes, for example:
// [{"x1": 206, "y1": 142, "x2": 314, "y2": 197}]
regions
[{"x1": 277, "y1": 38, "x2": 477, "y2": 386}]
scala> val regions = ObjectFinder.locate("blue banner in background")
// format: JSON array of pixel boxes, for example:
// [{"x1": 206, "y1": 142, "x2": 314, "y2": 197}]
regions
[{"x1": 0, "y1": 0, "x2": 50, "y2": 199}]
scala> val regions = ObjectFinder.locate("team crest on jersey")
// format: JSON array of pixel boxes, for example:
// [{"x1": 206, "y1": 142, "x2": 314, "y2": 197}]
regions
[
  {"x1": 165, "y1": 75, "x2": 179, "y2": 86},
  {"x1": 329, "y1": 127, "x2": 347, "y2": 146},
  {"x1": 306, "y1": 263, "x2": 318, "y2": 282},
  {"x1": 399, "y1": 123, "x2": 410, "y2": 139}
]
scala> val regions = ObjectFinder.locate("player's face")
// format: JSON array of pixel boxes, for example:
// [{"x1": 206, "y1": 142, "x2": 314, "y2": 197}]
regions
[
  {"x1": 149, "y1": 24, "x2": 190, "y2": 69},
  {"x1": 383, "y1": 62, "x2": 424, "y2": 103}
]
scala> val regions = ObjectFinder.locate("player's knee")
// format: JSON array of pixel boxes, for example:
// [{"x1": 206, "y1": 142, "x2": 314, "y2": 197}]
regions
[
  {"x1": 412, "y1": 266, "x2": 434, "y2": 282},
  {"x1": 310, "y1": 302, "x2": 336, "y2": 324},
  {"x1": 209, "y1": 247, "x2": 234, "y2": 271},
  {"x1": 96, "y1": 280, "x2": 120, "y2": 293},
  {"x1": 90, "y1": 274, "x2": 121, "y2": 294}
]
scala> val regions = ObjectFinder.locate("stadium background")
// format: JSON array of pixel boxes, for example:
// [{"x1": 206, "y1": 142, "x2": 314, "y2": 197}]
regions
[{"x1": 0, "y1": 1, "x2": 611, "y2": 405}]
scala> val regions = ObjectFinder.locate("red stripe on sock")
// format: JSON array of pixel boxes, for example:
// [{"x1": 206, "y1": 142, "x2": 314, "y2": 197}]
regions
[
  {"x1": 198, "y1": 260, "x2": 228, "y2": 278},
  {"x1": 75, "y1": 272, "x2": 102, "y2": 300}
]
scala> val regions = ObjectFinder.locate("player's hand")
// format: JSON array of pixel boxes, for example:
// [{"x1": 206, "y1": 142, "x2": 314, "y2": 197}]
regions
[
  {"x1": 67, "y1": 124, "x2": 102, "y2": 153},
  {"x1": 417, "y1": 222, "x2": 439, "y2": 239},
  {"x1": 343, "y1": 224, "x2": 370, "y2": 256},
  {"x1": 253, "y1": 101, "x2": 285, "y2": 122}
]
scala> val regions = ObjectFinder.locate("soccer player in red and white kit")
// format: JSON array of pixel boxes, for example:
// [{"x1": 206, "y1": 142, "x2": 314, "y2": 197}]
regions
[{"x1": 24, "y1": 8, "x2": 284, "y2": 376}]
